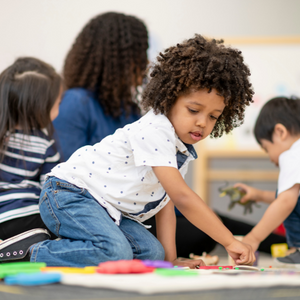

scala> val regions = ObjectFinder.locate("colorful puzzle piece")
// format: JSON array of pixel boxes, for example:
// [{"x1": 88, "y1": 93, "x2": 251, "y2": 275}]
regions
[
  {"x1": 97, "y1": 259, "x2": 155, "y2": 274},
  {"x1": 5, "y1": 272, "x2": 61, "y2": 285}
]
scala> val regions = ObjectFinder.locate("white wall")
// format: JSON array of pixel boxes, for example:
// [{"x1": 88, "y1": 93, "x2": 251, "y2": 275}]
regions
[{"x1": 1, "y1": 0, "x2": 300, "y2": 73}]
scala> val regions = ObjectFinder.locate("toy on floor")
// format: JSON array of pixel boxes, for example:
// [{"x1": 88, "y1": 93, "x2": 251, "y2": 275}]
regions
[
  {"x1": 0, "y1": 262, "x2": 46, "y2": 278},
  {"x1": 219, "y1": 184, "x2": 260, "y2": 215},
  {"x1": 97, "y1": 259, "x2": 155, "y2": 274},
  {"x1": 5, "y1": 273, "x2": 61, "y2": 286},
  {"x1": 189, "y1": 252, "x2": 219, "y2": 265},
  {"x1": 270, "y1": 243, "x2": 288, "y2": 257}
]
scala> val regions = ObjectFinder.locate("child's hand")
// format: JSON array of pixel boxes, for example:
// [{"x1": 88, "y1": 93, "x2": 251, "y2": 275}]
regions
[
  {"x1": 242, "y1": 233, "x2": 260, "y2": 253},
  {"x1": 234, "y1": 183, "x2": 259, "y2": 204},
  {"x1": 172, "y1": 257, "x2": 206, "y2": 269},
  {"x1": 225, "y1": 239, "x2": 255, "y2": 265}
]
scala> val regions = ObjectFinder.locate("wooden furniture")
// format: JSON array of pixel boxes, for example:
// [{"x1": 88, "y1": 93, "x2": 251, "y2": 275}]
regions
[{"x1": 193, "y1": 145, "x2": 279, "y2": 205}]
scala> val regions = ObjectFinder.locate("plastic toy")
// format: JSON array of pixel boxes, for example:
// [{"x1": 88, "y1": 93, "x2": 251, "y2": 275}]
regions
[
  {"x1": 5, "y1": 273, "x2": 61, "y2": 285},
  {"x1": 0, "y1": 262, "x2": 46, "y2": 279},
  {"x1": 142, "y1": 260, "x2": 173, "y2": 268},
  {"x1": 197, "y1": 266, "x2": 233, "y2": 270},
  {"x1": 219, "y1": 185, "x2": 260, "y2": 215},
  {"x1": 41, "y1": 266, "x2": 97, "y2": 274},
  {"x1": 97, "y1": 259, "x2": 155, "y2": 274},
  {"x1": 270, "y1": 243, "x2": 288, "y2": 257},
  {"x1": 155, "y1": 268, "x2": 198, "y2": 276}
]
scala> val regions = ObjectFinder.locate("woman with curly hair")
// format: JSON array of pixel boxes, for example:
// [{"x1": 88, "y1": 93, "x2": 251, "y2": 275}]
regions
[
  {"x1": 2, "y1": 35, "x2": 256, "y2": 268},
  {"x1": 54, "y1": 12, "x2": 148, "y2": 160}
]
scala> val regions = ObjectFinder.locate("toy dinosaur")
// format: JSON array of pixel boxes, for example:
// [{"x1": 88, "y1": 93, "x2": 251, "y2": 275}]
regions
[{"x1": 219, "y1": 185, "x2": 260, "y2": 215}]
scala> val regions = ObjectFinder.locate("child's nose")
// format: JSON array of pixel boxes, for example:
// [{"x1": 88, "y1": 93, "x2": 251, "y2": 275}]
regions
[{"x1": 196, "y1": 116, "x2": 206, "y2": 128}]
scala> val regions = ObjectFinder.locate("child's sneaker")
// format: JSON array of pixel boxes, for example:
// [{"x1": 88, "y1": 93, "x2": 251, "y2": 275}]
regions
[
  {"x1": 275, "y1": 249, "x2": 300, "y2": 268},
  {"x1": 0, "y1": 228, "x2": 50, "y2": 262}
]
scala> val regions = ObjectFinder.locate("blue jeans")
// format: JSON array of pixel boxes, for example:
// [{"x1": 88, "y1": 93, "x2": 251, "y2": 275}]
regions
[
  {"x1": 30, "y1": 177, "x2": 165, "y2": 267},
  {"x1": 283, "y1": 195, "x2": 300, "y2": 248}
]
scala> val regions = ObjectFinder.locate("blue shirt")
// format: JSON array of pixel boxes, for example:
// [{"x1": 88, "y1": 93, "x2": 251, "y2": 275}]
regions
[
  {"x1": 0, "y1": 129, "x2": 60, "y2": 223},
  {"x1": 53, "y1": 88, "x2": 141, "y2": 161}
]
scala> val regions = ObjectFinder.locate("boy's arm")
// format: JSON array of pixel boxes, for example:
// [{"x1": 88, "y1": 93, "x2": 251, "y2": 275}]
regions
[
  {"x1": 244, "y1": 184, "x2": 299, "y2": 251},
  {"x1": 234, "y1": 183, "x2": 276, "y2": 204},
  {"x1": 155, "y1": 199, "x2": 205, "y2": 268},
  {"x1": 152, "y1": 166, "x2": 255, "y2": 265},
  {"x1": 155, "y1": 200, "x2": 177, "y2": 262}
]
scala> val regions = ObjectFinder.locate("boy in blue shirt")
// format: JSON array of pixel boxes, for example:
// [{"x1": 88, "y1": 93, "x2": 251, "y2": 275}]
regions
[{"x1": 235, "y1": 96, "x2": 300, "y2": 267}]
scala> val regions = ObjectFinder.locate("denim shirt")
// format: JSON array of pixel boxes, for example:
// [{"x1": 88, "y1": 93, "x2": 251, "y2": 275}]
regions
[{"x1": 53, "y1": 88, "x2": 140, "y2": 161}]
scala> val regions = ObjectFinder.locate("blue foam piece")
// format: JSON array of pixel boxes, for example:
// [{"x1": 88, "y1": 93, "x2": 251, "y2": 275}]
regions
[{"x1": 5, "y1": 272, "x2": 62, "y2": 285}]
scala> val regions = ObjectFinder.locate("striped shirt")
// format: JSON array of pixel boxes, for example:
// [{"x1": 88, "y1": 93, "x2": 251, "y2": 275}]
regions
[{"x1": 0, "y1": 129, "x2": 60, "y2": 223}]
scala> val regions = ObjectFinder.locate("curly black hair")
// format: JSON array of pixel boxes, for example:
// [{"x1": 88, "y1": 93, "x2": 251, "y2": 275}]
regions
[
  {"x1": 142, "y1": 34, "x2": 254, "y2": 138},
  {"x1": 63, "y1": 12, "x2": 148, "y2": 118}
]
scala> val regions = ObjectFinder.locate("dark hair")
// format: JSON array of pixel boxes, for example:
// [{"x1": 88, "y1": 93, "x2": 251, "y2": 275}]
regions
[
  {"x1": 63, "y1": 12, "x2": 149, "y2": 118},
  {"x1": 254, "y1": 96, "x2": 300, "y2": 144},
  {"x1": 142, "y1": 34, "x2": 254, "y2": 138},
  {"x1": 0, "y1": 57, "x2": 63, "y2": 162}
]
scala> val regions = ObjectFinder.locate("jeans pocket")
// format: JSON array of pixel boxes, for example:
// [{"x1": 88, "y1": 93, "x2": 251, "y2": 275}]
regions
[
  {"x1": 54, "y1": 180, "x2": 86, "y2": 195},
  {"x1": 39, "y1": 191, "x2": 61, "y2": 236}
]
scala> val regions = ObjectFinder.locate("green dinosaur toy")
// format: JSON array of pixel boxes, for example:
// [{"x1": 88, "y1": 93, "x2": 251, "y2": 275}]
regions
[{"x1": 219, "y1": 186, "x2": 260, "y2": 215}]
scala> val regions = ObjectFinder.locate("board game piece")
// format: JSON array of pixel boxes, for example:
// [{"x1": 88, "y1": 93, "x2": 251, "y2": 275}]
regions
[
  {"x1": 0, "y1": 262, "x2": 46, "y2": 270},
  {"x1": 0, "y1": 262, "x2": 47, "y2": 278},
  {"x1": 41, "y1": 267, "x2": 97, "y2": 274},
  {"x1": 197, "y1": 266, "x2": 233, "y2": 270},
  {"x1": 0, "y1": 269, "x2": 41, "y2": 279},
  {"x1": 5, "y1": 273, "x2": 61, "y2": 285},
  {"x1": 271, "y1": 243, "x2": 288, "y2": 257},
  {"x1": 155, "y1": 268, "x2": 198, "y2": 276},
  {"x1": 97, "y1": 259, "x2": 154, "y2": 274},
  {"x1": 142, "y1": 260, "x2": 173, "y2": 268}
]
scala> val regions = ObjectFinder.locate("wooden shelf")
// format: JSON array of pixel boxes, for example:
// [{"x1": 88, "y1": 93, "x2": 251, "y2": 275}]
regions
[
  {"x1": 207, "y1": 170, "x2": 278, "y2": 181},
  {"x1": 193, "y1": 146, "x2": 278, "y2": 204},
  {"x1": 204, "y1": 149, "x2": 268, "y2": 158}
]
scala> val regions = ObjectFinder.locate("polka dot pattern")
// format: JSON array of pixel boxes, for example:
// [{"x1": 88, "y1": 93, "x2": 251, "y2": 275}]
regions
[{"x1": 50, "y1": 109, "x2": 197, "y2": 226}]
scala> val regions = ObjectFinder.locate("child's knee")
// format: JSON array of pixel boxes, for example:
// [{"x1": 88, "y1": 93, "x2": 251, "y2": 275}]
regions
[
  {"x1": 103, "y1": 241, "x2": 133, "y2": 261},
  {"x1": 148, "y1": 240, "x2": 165, "y2": 261}
]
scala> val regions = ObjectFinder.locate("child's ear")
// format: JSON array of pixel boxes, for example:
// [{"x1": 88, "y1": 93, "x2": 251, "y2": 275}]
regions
[{"x1": 273, "y1": 123, "x2": 288, "y2": 141}]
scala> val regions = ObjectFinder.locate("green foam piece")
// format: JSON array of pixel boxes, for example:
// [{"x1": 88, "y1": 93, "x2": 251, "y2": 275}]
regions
[
  {"x1": 155, "y1": 268, "x2": 198, "y2": 277},
  {"x1": 0, "y1": 269, "x2": 42, "y2": 279},
  {"x1": 0, "y1": 262, "x2": 46, "y2": 270}
]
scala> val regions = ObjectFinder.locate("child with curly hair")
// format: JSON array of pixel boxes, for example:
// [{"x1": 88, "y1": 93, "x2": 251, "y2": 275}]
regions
[
  {"x1": 54, "y1": 12, "x2": 148, "y2": 160},
  {"x1": 0, "y1": 35, "x2": 256, "y2": 267}
]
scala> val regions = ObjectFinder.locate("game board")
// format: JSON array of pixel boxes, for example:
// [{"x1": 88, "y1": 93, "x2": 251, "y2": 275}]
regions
[
  {"x1": 60, "y1": 267, "x2": 300, "y2": 294},
  {"x1": 3, "y1": 261, "x2": 300, "y2": 294}
]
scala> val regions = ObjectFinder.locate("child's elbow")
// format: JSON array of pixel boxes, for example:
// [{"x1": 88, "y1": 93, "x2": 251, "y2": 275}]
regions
[
  {"x1": 281, "y1": 196, "x2": 298, "y2": 213},
  {"x1": 171, "y1": 191, "x2": 195, "y2": 211}
]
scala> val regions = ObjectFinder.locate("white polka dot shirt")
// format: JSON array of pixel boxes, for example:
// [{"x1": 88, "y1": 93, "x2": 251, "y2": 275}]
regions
[{"x1": 48, "y1": 109, "x2": 197, "y2": 226}]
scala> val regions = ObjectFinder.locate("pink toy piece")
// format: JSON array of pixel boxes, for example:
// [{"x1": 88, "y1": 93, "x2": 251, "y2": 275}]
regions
[
  {"x1": 198, "y1": 266, "x2": 233, "y2": 270},
  {"x1": 142, "y1": 260, "x2": 173, "y2": 268},
  {"x1": 97, "y1": 259, "x2": 155, "y2": 274}
]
